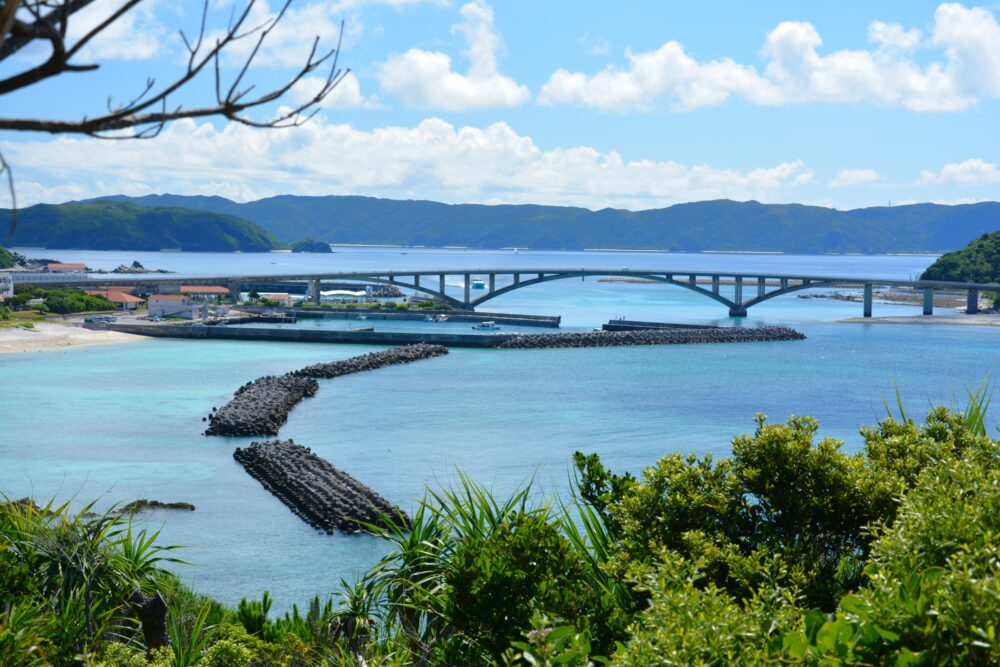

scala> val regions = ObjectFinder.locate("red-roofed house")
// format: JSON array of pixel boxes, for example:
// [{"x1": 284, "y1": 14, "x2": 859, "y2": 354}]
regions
[
  {"x1": 46, "y1": 263, "x2": 87, "y2": 273},
  {"x1": 262, "y1": 292, "x2": 293, "y2": 307},
  {"x1": 180, "y1": 285, "x2": 230, "y2": 300},
  {"x1": 85, "y1": 290, "x2": 145, "y2": 311}
]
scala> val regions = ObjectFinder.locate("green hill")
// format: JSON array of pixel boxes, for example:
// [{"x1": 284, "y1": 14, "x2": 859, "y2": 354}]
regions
[
  {"x1": 1, "y1": 201, "x2": 284, "y2": 252},
  {"x1": 94, "y1": 194, "x2": 1000, "y2": 254},
  {"x1": 0, "y1": 246, "x2": 14, "y2": 268},
  {"x1": 921, "y1": 230, "x2": 1000, "y2": 283}
]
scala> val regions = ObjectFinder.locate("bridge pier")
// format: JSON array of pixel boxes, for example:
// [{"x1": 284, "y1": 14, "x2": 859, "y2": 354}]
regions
[
  {"x1": 734, "y1": 276, "x2": 743, "y2": 305},
  {"x1": 439, "y1": 274, "x2": 446, "y2": 298},
  {"x1": 414, "y1": 274, "x2": 420, "y2": 290},
  {"x1": 310, "y1": 279, "x2": 321, "y2": 306},
  {"x1": 757, "y1": 276, "x2": 766, "y2": 298},
  {"x1": 711, "y1": 276, "x2": 720, "y2": 295},
  {"x1": 967, "y1": 289, "x2": 979, "y2": 314},
  {"x1": 489, "y1": 273, "x2": 495, "y2": 293},
  {"x1": 923, "y1": 288, "x2": 934, "y2": 316},
  {"x1": 513, "y1": 273, "x2": 520, "y2": 285},
  {"x1": 464, "y1": 274, "x2": 470, "y2": 305},
  {"x1": 863, "y1": 283, "x2": 872, "y2": 318}
]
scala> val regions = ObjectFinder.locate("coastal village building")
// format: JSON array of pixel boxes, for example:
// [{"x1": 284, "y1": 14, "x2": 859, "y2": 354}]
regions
[
  {"x1": 84, "y1": 289, "x2": 145, "y2": 311},
  {"x1": 45, "y1": 263, "x2": 87, "y2": 273},
  {"x1": 261, "y1": 292, "x2": 293, "y2": 307},
  {"x1": 147, "y1": 294, "x2": 196, "y2": 319},
  {"x1": 0, "y1": 271, "x2": 12, "y2": 298},
  {"x1": 180, "y1": 285, "x2": 230, "y2": 300}
]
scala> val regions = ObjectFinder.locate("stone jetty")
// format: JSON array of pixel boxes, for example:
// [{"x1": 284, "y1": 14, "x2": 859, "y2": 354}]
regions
[
  {"x1": 498, "y1": 326, "x2": 805, "y2": 349},
  {"x1": 205, "y1": 345, "x2": 449, "y2": 437},
  {"x1": 205, "y1": 374, "x2": 319, "y2": 436},
  {"x1": 233, "y1": 439, "x2": 407, "y2": 533},
  {"x1": 291, "y1": 343, "x2": 448, "y2": 379}
]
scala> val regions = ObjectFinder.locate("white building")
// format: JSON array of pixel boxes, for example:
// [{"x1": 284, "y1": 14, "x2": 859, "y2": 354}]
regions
[
  {"x1": 147, "y1": 294, "x2": 197, "y2": 319},
  {"x1": 0, "y1": 271, "x2": 12, "y2": 298}
]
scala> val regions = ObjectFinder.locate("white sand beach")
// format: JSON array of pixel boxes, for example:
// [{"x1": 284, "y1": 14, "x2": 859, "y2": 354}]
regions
[
  {"x1": 838, "y1": 313, "x2": 1000, "y2": 327},
  {"x1": 0, "y1": 322, "x2": 142, "y2": 354}
]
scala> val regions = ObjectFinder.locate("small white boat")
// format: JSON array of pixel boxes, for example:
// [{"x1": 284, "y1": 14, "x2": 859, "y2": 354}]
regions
[
  {"x1": 434, "y1": 314, "x2": 449, "y2": 322},
  {"x1": 471, "y1": 278, "x2": 486, "y2": 289},
  {"x1": 472, "y1": 320, "x2": 500, "y2": 331}
]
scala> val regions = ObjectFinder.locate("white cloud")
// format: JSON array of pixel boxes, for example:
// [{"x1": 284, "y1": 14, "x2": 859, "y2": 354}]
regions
[
  {"x1": 829, "y1": 168, "x2": 882, "y2": 187},
  {"x1": 290, "y1": 72, "x2": 380, "y2": 109},
  {"x1": 1, "y1": 117, "x2": 812, "y2": 209},
  {"x1": 539, "y1": 2, "x2": 1000, "y2": 112},
  {"x1": 66, "y1": 0, "x2": 167, "y2": 61},
  {"x1": 918, "y1": 158, "x2": 1000, "y2": 185},
  {"x1": 378, "y1": 1, "x2": 530, "y2": 110}
]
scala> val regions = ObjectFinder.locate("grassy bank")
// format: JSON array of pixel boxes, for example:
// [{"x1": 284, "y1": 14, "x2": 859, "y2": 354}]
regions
[{"x1": 2, "y1": 391, "x2": 998, "y2": 665}]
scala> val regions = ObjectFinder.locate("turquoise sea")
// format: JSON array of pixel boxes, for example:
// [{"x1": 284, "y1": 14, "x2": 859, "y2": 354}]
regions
[{"x1": 2, "y1": 247, "x2": 997, "y2": 610}]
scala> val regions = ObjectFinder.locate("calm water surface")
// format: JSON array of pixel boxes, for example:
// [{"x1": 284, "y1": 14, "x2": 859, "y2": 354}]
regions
[{"x1": 3, "y1": 248, "x2": 995, "y2": 609}]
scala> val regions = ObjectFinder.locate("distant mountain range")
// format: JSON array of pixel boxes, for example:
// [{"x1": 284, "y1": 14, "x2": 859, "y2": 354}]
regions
[
  {"x1": 3, "y1": 195, "x2": 999, "y2": 255},
  {"x1": 94, "y1": 194, "x2": 1000, "y2": 255},
  {"x1": 1, "y1": 201, "x2": 283, "y2": 252}
]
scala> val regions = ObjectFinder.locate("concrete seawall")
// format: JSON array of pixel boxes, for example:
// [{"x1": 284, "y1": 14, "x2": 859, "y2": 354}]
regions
[
  {"x1": 88, "y1": 323, "x2": 510, "y2": 348},
  {"x1": 241, "y1": 307, "x2": 561, "y2": 328},
  {"x1": 498, "y1": 327, "x2": 806, "y2": 349}
]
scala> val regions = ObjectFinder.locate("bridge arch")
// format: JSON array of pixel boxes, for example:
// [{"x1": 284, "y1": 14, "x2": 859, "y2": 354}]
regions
[{"x1": 467, "y1": 271, "x2": 740, "y2": 312}]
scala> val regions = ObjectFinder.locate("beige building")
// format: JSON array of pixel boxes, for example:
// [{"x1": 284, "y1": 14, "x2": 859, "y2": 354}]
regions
[{"x1": 147, "y1": 294, "x2": 196, "y2": 319}]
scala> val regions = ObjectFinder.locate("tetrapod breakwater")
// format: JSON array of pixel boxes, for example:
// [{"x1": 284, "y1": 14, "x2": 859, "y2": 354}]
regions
[
  {"x1": 205, "y1": 344, "x2": 450, "y2": 437},
  {"x1": 233, "y1": 439, "x2": 407, "y2": 534},
  {"x1": 498, "y1": 326, "x2": 806, "y2": 349}
]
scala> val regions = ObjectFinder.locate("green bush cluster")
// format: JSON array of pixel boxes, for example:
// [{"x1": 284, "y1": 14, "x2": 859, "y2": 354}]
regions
[
  {"x1": 7, "y1": 286, "x2": 115, "y2": 314},
  {"x1": 2, "y1": 392, "x2": 999, "y2": 666}
]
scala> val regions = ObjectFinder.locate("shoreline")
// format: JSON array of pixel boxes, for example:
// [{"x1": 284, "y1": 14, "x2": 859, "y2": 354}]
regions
[
  {"x1": 0, "y1": 322, "x2": 143, "y2": 355},
  {"x1": 838, "y1": 313, "x2": 1000, "y2": 327}
]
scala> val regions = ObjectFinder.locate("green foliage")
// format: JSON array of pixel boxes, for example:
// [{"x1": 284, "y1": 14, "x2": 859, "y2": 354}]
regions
[
  {"x1": 9, "y1": 286, "x2": 115, "y2": 314},
  {"x1": 102, "y1": 193, "x2": 1000, "y2": 254},
  {"x1": 0, "y1": 246, "x2": 14, "y2": 269},
  {"x1": 921, "y1": 229, "x2": 1000, "y2": 282},
  {"x1": 1, "y1": 201, "x2": 283, "y2": 252}
]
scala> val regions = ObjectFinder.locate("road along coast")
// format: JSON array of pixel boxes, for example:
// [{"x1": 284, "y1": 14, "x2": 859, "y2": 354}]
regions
[{"x1": 233, "y1": 439, "x2": 407, "y2": 534}]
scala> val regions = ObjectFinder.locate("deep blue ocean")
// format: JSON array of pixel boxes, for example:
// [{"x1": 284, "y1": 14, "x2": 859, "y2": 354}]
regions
[{"x1": 3, "y1": 247, "x2": 996, "y2": 610}]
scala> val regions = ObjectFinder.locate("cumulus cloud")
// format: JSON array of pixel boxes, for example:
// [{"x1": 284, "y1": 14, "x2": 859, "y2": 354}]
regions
[
  {"x1": 65, "y1": 0, "x2": 168, "y2": 61},
  {"x1": 538, "y1": 2, "x2": 1000, "y2": 112},
  {"x1": 918, "y1": 158, "x2": 1000, "y2": 185},
  {"x1": 378, "y1": 1, "x2": 530, "y2": 110},
  {"x1": 1, "y1": 118, "x2": 811, "y2": 209},
  {"x1": 829, "y1": 168, "x2": 882, "y2": 187},
  {"x1": 290, "y1": 72, "x2": 379, "y2": 109}
]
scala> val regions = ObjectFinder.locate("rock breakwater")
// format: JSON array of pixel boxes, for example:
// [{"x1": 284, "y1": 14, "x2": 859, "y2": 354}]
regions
[
  {"x1": 290, "y1": 343, "x2": 449, "y2": 379},
  {"x1": 497, "y1": 327, "x2": 805, "y2": 349},
  {"x1": 233, "y1": 439, "x2": 407, "y2": 533},
  {"x1": 205, "y1": 375, "x2": 319, "y2": 437},
  {"x1": 205, "y1": 345, "x2": 449, "y2": 437}
]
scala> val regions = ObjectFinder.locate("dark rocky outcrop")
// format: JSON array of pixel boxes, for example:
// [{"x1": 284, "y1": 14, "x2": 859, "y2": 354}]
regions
[
  {"x1": 233, "y1": 439, "x2": 407, "y2": 533},
  {"x1": 205, "y1": 375, "x2": 319, "y2": 436},
  {"x1": 205, "y1": 345, "x2": 449, "y2": 437},
  {"x1": 117, "y1": 499, "x2": 196, "y2": 513},
  {"x1": 497, "y1": 327, "x2": 805, "y2": 349}
]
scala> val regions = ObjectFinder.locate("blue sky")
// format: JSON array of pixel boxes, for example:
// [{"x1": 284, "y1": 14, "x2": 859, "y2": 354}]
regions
[{"x1": 1, "y1": 0, "x2": 999, "y2": 210}]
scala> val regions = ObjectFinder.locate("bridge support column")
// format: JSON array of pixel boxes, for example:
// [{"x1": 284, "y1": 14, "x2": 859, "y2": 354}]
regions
[
  {"x1": 730, "y1": 277, "x2": 746, "y2": 317},
  {"x1": 757, "y1": 276, "x2": 766, "y2": 298},
  {"x1": 464, "y1": 274, "x2": 470, "y2": 305},
  {"x1": 923, "y1": 288, "x2": 934, "y2": 316},
  {"x1": 780, "y1": 278, "x2": 788, "y2": 290},
  {"x1": 711, "y1": 276, "x2": 720, "y2": 295},
  {"x1": 439, "y1": 274, "x2": 446, "y2": 298},
  {"x1": 863, "y1": 283, "x2": 872, "y2": 318},
  {"x1": 688, "y1": 274, "x2": 697, "y2": 286},
  {"x1": 414, "y1": 274, "x2": 420, "y2": 290},
  {"x1": 514, "y1": 273, "x2": 520, "y2": 285},
  {"x1": 311, "y1": 279, "x2": 321, "y2": 306},
  {"x1": 967, "y1": 289, "x2": 980, "y2": 314},
  {"x1": 489, "y1": 274, "x2": 495, "y2": 293}
]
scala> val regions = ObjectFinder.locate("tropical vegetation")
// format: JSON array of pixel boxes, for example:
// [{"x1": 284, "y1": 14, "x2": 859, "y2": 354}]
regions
[
  {"x1": 0, "y1": 245, "x2": 14, "y2": 269},
  {"x1": 2, "y1": 393, "x2": 998, "y2": 666},
  {"x1": 0, "y1": 201, "x2": 283, "y2": 252},
  {"x1": 99, "y1": 193, "x2": 1000, "y2": 254},
  {"x1": 921, "y1": 229, "x2": 1000, "y2": 284},
  {"x1": 5, "y1": 286, "x2": 115, "y2": 314}
]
